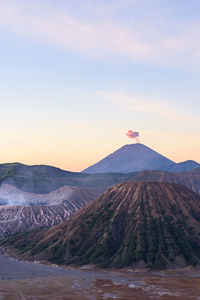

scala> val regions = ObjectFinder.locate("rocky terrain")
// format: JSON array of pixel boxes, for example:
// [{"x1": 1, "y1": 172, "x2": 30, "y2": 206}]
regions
[
  {"x1": 0, "y1": 185, "x2": 99, "y2": 236},
  {"x1": 3, "y1": 181, "x2": 200, "y2": 269},
  {"x1": 133, "y1": 170, "x2": 200, "y2": 195},
  {"x1": 1, "y1": 160, "x2": 200, "y2": 237},
  {"x1": 0, "y1": 163, "x2": 138, "y2": 236},
  {"x1": 189, "y1": 167, "x2": 200, "y2": 174},
  {"x1": 0, "y1": 183, "x2": 92, "y2": 206}
]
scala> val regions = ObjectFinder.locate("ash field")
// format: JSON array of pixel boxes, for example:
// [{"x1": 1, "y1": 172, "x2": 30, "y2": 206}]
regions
[{"x1": 0, "y1": 254, "x2": 200, "y2": 300}]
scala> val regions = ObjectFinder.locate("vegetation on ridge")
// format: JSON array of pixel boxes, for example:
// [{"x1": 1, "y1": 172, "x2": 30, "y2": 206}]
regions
[
  {"x1": 2, "y1": 181, "x2": 200, "y2": 269},
  {"x1": 0, "y1": 163, "x2": 137, "y2": 193}
]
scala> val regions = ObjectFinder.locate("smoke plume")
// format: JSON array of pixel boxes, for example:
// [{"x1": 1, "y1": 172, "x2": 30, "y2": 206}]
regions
[{"x1": 126, "y1": 130, "x2": 140, "y2": 143}]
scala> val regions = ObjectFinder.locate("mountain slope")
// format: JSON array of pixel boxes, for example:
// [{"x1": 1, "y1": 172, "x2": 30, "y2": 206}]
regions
[
  {"x1": 0, "y1": 186, "x2": 98, "y2": 236},
  {"x1": 3, "y1": 181, "x2": 200, "y2": 269},
  {"x1": 0, "y1": 163, "x2": 139, "y2": 236},
  {"x1": 0, "y1": 163, "x2": 137, "y2": 193},
  {"x1": 1, "y1": 168, "x2": 199, "y2": 237},
  {"x1": 133, "y1": 170, "x2": 200, "y2": 195},
  {"x1": 82, "y1": 144, "x2": 175, "y2": 173},
  {"x1": 187, "y1": 168, "x2": 200, "y2": 175},
  {"x1": 158, "y1": 160, "x2": 200, "y2": 172}
]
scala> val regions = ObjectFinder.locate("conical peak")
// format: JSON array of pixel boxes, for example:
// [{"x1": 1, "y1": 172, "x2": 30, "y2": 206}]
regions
[
  {"x1": 83, "y1": 143, "x2": 174, "y2": 174},
  {"x1": 6, "y1": 180, "x2": 200, "y2": 269}
]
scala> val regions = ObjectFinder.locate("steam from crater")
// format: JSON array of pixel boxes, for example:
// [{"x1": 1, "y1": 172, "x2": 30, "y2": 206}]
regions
[{"x1": 126, "y1": 130, "x2": 140, "y2": 143}]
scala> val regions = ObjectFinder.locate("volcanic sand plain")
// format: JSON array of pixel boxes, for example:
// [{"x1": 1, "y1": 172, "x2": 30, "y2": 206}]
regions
[{"x1": 0, "y1": 254, "x2": 200, "y2": 299}]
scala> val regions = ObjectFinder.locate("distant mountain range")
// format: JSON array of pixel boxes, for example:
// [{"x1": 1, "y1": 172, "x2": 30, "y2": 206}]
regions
[
  {"x1": 1, "y1": 145, "x2": 200, "y2": 270},
  {"x1": 0, "y1": 162, "x2": 136, "y2": 194},
  {"x1": 0, "y1": 159, "x2": 200, "y2": 237},
  {"x1": 82, "y1": 143, "x2": 200, "y2": 173},
  {"x1": 158, "y1": 160, "x2": 200, "y2": 172},
  {"x1": 3, "y1": 181, "x2": 200, "y2": 269},
  {"x1": 0, "y1": 163, "x2": 137, "y2": 236}
]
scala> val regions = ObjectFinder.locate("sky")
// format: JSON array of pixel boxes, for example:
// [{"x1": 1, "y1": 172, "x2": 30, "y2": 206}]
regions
[{"x1": 0, "y1": 0, "x2": 200, "y2": 171}]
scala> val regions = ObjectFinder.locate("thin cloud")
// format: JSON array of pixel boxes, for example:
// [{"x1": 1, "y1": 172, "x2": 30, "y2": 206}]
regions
[
  {"x1": 95, "y1": 90, "x2": 186, "y2": 121},
  {"x1": 0, "y1": 1, "x2": 200, "y2": 67},
  {"x1": 0, "y1": 1, "x2": 151, "y2": 59}
]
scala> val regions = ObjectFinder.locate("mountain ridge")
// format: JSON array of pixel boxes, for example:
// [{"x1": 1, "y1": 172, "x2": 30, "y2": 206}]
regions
[
  {"x1": 2, "y1": 181, "x2": 200, "y2": 269},
  {"x1": 158, "y1": 160, "x2": 200, "y2": 173},
  {"x1": 132, "y1": 170, "x2": 200, "y2": 195},
  {"x1": 82, "y1": 143, "x2": 199, "y2": 174},
  {"x1": 82, "y1": 143, "x2": 175, "y2": 173},
  {"x1": 0, "y1": 162, "x2": 137, "y2": 194},
  {"x1": 0, "y1": 185, "x2": 98, "y2": 236}
]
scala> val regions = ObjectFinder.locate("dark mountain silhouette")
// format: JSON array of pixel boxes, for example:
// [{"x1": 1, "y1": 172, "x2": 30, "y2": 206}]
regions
[
  {"x1": 82, "y1": 144, "x2": 175, "y2": 173},
  {"x1": 3, "y1": 181, "x2": 200, "y2": 269}
]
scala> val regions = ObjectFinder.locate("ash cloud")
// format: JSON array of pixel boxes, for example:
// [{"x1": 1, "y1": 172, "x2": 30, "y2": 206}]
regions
[{"x1": 126, "y1": 130, "x2": 140, "y2": 143}]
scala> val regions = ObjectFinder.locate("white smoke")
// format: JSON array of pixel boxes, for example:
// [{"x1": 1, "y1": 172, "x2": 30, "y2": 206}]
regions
[{"x1": 0, "y1": 183, "x2": 73, "y2": 207}]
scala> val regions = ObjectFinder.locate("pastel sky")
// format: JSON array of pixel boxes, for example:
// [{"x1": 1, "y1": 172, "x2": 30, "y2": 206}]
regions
[{"x1": 0, "y1": 0, "x2": 200, "y2": 171}]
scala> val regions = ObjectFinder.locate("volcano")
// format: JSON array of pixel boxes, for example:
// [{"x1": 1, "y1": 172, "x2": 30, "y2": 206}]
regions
[
  {"x1": 82, "y1": 143, "x2": 175, "y2": 173},
  {"x1": 3, "y1": 181, "x2": 200, "y2": 269}
]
